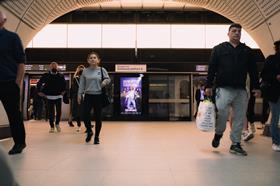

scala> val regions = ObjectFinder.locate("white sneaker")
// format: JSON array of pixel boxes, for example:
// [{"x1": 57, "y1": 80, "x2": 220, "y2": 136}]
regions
[
  {"x1": 49, "y1": 128, "x2": 55, "y2": 133},
  {"x1": 76, "y1": 127, "x2": 81, "y2": 132},
  {"x1": 242, "y1": 131, "x2": 254, "y2": 142},
  {"x1": 272, "y1": 144, "x2": 280, "y2": 151},
  {"x1": 55, "y1": 125, "x2": 61, "y2": 133}
]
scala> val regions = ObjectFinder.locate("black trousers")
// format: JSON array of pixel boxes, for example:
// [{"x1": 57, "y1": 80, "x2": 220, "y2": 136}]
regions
[
  {"x1": 46, "y1": 98, "x2": 62, "y2": 127},
  {"x1": 247, "y1": 96, "x2": 256, "y2": 124},
  {"x1": 71, "y1": 96, "x2": 83, "y2": 127},
  {"x1": 0, "y1": 81, "x2": 26, "y2": 145},
  {"x1": 261, "y1": 97, "x2": 270, "y2": 124},
  {"x1": 83, "y1": 94, "x2": 103, "y2": 138}
]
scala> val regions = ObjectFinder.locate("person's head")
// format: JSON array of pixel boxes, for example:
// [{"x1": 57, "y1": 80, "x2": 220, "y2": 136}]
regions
[
  {"x1": 74, "y1": 65, "x2": 85, "y2": 76},
  {"x1": 87, "y1": 51, "x2": 101, "y2": 68},
  {"x1": 228, "y1": 23, "x2": 242, "y2": 44},
  {"x1": 274, "y1": 40, "x2": 280, "y2": 54},
  {"x1": 49, "y1": 62, "x2": 58, "y2": 73},
  {"x1": 0, "y1": 11, "x2": 7, "y2": 28}
]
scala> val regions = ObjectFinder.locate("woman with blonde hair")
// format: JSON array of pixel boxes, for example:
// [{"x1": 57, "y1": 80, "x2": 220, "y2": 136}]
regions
[
  {"x1": 69, "y1": 65, "x2": 85, "y2": 131},
  {"x1": 78, "y1": 52, "x2": 111, "y2": 144}
]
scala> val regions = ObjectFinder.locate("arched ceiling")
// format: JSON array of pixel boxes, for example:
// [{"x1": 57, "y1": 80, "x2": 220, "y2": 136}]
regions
[{"x1": 1, "y1": 0, "x2": 280, "y2": 56}]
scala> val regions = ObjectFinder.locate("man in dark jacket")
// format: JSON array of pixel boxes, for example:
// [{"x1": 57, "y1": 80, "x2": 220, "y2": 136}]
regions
[
  {"x1": 205, "y1": 23, "x2": 261, "y2": 156},
  {"x1": 0, "y1": 11, "x2": 26, "y2": 155},
  {"x1": 37, "y1": 62, "x2": 66, "y2": 133},
  {"x1": 260, "y1": 40, "x2": 280, "y2": 151}
]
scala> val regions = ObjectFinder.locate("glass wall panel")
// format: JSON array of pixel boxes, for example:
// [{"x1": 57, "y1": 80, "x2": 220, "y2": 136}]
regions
[
  {"x1": 171, "y1": 25, "x2": 205, "y2": 48},
  {"x1": 28, "y1": 24, "x2": 259, "y2": 49},
  {"x1": 32, "y1": 24, "x2": 67, "y2": 48},
  {"x1": 149, "y1": 75, "x2": 190, "y2": 120},
  {"x1": 205, "y1": 25, "x2": 259, "y2": 48},
  {"x1": 102, "y1": 24, "x2": 136, "y2": 48},
  {"x1": 68, "y1": 24, "x2": 102, "y2": 48},
  {"x1": 137, "y1": 24, "x2": 171, "y2": 48}
]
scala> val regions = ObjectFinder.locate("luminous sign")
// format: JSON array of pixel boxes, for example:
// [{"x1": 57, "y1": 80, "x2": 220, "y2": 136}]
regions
[{"x1": 120, "y1": 76, "x2": 143, "y2": 115}]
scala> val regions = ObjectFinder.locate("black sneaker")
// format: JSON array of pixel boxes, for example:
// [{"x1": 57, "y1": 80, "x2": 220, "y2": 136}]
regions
[
  {"x1": 85, "y1": 131, "x2": 93, "y2": 143},
  {"x1": 229, "y1": 143, "x2": 247, "y2": 156},
  {"x1": 212, "y1": 134, "x2": 223, "y2": 148},
  {"x1": 94, "y1": 137, "x2": 100, "y2": 145},
  {"x1": 8, "y1": 144, "x2": 26, "y2": 155}
]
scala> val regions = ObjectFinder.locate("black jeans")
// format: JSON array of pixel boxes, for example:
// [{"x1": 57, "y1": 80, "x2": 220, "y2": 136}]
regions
[
  {"x1": 0, "y1": 81, "x2": 26, "y2": 145},
  {"x1": 83, "y1": 94, "x2": 103, "y2": 138},
  {"x1": 46, "y1": 98, "x2": 62, "y2": 127},
  {"x1": 247, "y1": 95, "x2": 256, "y2": 124},
  {"x1": 71, "y1": 96, "x2": 83, "y2": 127}
]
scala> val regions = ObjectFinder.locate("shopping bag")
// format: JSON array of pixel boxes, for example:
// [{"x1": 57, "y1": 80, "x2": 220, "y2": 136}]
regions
[{"x1": 196, "y1": 100, "x2": 216, "y2": 132}]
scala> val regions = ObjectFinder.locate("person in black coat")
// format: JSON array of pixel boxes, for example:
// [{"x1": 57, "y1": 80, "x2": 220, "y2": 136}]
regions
[
  {"x1": 260, "y1": 40, "x2": 280, "y2": 151},
  {"x1": 37, "y1": 62, "x2": 66, "y2": 133},
  {"x1": 68, "y1": 65, "x2": 85, "y2": 132}
]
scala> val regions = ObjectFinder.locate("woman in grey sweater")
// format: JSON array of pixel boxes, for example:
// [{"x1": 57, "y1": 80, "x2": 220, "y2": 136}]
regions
[{"x1": 78, "y1": 52, "x2": 110, "y2": 144}]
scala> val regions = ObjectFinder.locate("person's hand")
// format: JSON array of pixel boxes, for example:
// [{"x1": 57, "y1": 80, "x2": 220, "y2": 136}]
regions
[
  {"x1": 38, "y1": 92, "x2": 46, "y2": 97},
  {"x1": 205, "y1": 88, "x2": 213, "y2": 97},
  {"x1": 77, "y1": 95, "x2": 81, "y2": 104},
  {"x1": 101, "y1": 81, "x2": 106, "y2": 88},
  {"x1": 276, "y1": 75, "x2": 280, "y2": 82},
  {"x1": 252, "y1": 89, "x2": 261, "y2": 98}
]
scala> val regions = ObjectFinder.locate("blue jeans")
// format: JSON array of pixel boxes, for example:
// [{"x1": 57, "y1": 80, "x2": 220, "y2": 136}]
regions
[
  {"x1": 269, "y1": 98, "x2": 280, "y2": 145},
  {"x1": 215, "y1": 87, "x2": 248, "y2": 143}
]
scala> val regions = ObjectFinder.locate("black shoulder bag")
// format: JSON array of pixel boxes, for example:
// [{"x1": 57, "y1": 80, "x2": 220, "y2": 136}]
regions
[{"x1": 100, "y1": 67, "x2": 111, "y2": 108}]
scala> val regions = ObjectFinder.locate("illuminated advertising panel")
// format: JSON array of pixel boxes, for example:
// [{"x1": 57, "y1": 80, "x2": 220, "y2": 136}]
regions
[{"x1": 120, "y1": 76, "x2": 142, "y2": 115}]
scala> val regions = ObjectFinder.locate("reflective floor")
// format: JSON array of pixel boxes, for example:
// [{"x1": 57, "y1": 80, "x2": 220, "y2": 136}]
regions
[{"x1": 1, "y1": 121, "x2": 279, "y2": 186}]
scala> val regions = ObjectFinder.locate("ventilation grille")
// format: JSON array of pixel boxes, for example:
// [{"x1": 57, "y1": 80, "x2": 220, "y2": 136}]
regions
[{"x1": 254, "y1": 0, "x2": 280, "y2": 18}]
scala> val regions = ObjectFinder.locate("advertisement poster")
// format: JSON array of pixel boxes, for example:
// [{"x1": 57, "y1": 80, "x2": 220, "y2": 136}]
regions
[{"x1": 120, "y1": 76, "x2": 142, "y2": 115}]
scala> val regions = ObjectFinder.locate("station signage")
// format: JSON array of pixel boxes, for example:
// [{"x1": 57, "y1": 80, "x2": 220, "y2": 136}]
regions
[
  {"x1": 25, "y1": 64, "x2": 66, "y2": 71},
  {"x1": 115, "y1": 64, "x2": 147, "y2": 73},
  {"x1": 196, "y1": 65, "x2": 208, "y2": 72}
]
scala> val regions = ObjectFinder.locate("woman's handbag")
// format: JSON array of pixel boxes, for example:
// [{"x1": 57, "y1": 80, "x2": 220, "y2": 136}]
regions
[{"x1": 100, "y1": 67, "x2": 111, "y2": 108}]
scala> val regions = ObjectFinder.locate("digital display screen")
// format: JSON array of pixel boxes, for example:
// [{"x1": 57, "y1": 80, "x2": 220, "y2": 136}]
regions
[{"x1": 120, "y1": 76, "x2": 142, "y2": 115}]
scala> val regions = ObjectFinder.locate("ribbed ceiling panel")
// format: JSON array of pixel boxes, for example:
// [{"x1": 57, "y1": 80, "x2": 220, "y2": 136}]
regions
[
  {"x1": 47, "y1": 0, "x2": 79, "y2": 23},
  {"x1": 227, "y1": 0, "x2": 264, "y2": 30},
  {"x1": 254, "y1": 0, "x2": 280, "y2": 18},
  {"x1": 77, "y1": 0, "x2": 112, "y2": 6},
  {"x1": 176, "y1": 0, "x2": 207, "y2": 7},
  {"x1": 1, "y1": 0, "x2": 31, "y2": 17}
]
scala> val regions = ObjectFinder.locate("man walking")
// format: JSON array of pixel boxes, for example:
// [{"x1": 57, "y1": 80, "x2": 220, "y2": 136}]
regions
[
  {"x1": 205, "y1": 23, "x2": 261, "y2": 156},
  {"x1": 0, "y1": 11, "x2": 26, "y2": 155}
]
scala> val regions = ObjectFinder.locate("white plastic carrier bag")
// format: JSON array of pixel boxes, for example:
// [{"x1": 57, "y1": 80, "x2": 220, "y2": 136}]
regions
[{"x1": 196, "y1": 100, "x2": 216, "y2": 132}]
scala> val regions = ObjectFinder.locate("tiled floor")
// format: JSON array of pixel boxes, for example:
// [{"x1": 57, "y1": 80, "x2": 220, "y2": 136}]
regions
[{"x1": 1, "y1": 120, "x2": 280, "y2": 186}]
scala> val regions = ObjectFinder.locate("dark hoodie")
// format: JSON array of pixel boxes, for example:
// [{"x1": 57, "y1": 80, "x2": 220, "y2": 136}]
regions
[
  {"x1": 206, "y1": 42, "x2": 259, "y2": 90},
  {"x1": 37, "y1": 71, "x2": 66, "y2": 96}
]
